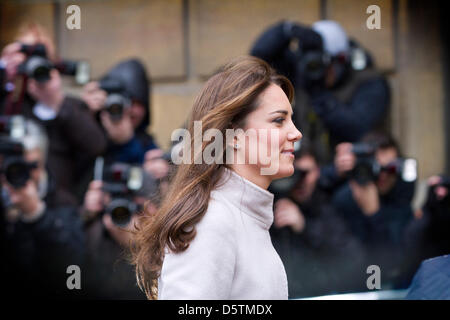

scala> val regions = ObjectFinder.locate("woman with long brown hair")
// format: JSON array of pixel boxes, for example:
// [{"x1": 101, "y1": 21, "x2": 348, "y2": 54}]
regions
[{"x1": 132, "y1": 56, "x2": 302, "y2": 299}]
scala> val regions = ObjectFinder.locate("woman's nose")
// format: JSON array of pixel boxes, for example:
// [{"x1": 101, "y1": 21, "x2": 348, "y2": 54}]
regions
[{"x1": 288, "y1": 126, "x2": 302, "y2": 142}]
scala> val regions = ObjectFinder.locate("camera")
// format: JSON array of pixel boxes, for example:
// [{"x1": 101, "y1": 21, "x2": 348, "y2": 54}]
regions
[
  {"x1": 18, "y1": 43, "x2": 90, "y2": 84},
  {"x1": 349, "y1": 143, "x2": 417, "y2": 185},
  {"x1": 18, "y1": 44, "x2": 52, "y2": 83},
  {"x1": 349, "y1": 143, "x2": 379, "y2": 185},
  {"x1": 98, "y1": 78, "x2": 131, "y2": 122},
  {"x1": 93, "y1": 157, "x2": 156, "y2": 227},
  {"x1": 102, "y1": 162, "x2": 143, "y2": 227},
  {"x1": 296, "y1": 49, "x2": 330, "y2": 84},
  {"x1": 269, "y1": 168, "x2": 309, "y2": 199},
  {"x1": 0, "y1": 116, "x2": 37, "y2": 189}
]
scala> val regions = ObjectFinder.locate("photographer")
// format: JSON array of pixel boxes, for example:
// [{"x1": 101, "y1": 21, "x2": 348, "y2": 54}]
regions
[
  {"x1": 251, "y1": 20, "x2": 390, "y2": 156},
  {"x1": 401, "y1": 175, "x2": 450, "y2": 286},
  {"x1": 2, "y1": 117, "x2": 85, "y2": 298},
  {"x1": 269, "y1": 146, "x2": 366, "y2": 297},
  {"x1": 82, "y1": 59, "x2": 159, "y2": 165},
  {"x1": 0, "y1": 23, "x2": 107, "y2": 204},
  {"x1": 331, "y1": 132, "x2": 415, "y2": 287},
  {"x1": 80, "y1": 162, "x2": 160, "y2": 299}
]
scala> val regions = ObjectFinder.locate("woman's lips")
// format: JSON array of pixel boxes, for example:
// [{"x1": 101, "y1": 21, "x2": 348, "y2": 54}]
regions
[{"x1": 281, "y1": 149, "x2": 294, "y2": 158}]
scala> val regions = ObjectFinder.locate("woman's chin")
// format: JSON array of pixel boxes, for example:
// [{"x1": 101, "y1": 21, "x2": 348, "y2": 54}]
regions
[{"x1": 272, "y1": 163, "x2": 295, "y2": 180}]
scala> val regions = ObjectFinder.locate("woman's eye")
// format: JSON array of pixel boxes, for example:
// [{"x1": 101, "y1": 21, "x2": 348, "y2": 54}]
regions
[{"x1": 273, "y1": 117, "x2": 285, "y2": 124}]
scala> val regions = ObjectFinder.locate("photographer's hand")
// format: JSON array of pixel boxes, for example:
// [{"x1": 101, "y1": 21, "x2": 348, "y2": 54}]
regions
[
  {"x1": 428, "y1": 175, "x2": 448, "y2": 201},
  {"x1": 27, "y1": 69, "x2": 64, "y2": 113},
  {"x1": 82, "y1": 81, "x2": 107, "y2": 113},
  {"x1": 284, "y1": 22, "x2": 323, "y2": 51},
  {"x1": 1, "y1": 42, "x2": 25, "y2": 81},
  {"x1": 349, "y1": 180, "x2": 380, "y2": 216},
  {"x1": 274, "y1": 198, "x2": 305, "y2": 233},
  {"x1": 335, "y1": 143, "x2": 356, "y2": 177},
  {"x1": 83, "y1": 180, "x2": 106, "y2": 221},
  {"x1": 100, "y1": 110, "x2": 134, "y2": 145},
  {"x1": 144, "y1": 149, "x2": 170, "y2": 179},
  {"x1": 102, "y1": 212, "x2": 139, "y2": 248}
]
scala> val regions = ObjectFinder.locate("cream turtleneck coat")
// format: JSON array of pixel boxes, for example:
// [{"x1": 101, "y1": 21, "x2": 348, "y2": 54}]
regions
[{"x1": 158, "y1": 168, "x2": 288, "y2": 299}]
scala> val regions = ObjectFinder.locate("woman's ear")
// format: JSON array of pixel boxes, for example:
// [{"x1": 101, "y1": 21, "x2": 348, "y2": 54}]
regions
[
  {"x1": 226, "y1": 137, "x2": 240, "y2": 150},
  {"x1": 226, "y1": 121, "x2": 240, "y2": 150},
  {"x1": 227, "y1": 126, "x2": 246, "y2": 150}
]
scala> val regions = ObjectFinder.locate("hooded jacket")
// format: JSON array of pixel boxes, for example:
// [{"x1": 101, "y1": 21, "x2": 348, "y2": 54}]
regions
[{"x1": 101, "y1": 59, "x2": 157, "y2": 164}]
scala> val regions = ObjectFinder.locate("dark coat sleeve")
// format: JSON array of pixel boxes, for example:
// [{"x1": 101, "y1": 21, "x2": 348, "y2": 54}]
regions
[
  {"x1": 310, "y1": 76, "x2": 390, "y2": 142},
  {"x1": 250, "y1": 21, "x2": 297, "y2": 84},
  {"x1": 406, "y1": 255, "x2": 450, "y2": 299},
  {"x1": 250, "y1": 21, "x2": 322, "y2": 87},
  {"x1": 332, "y1": 182, "x2": 413, "y2": 246},
  {"x1": 56, "y1": 96, "x2": 107, "y2": 157},
  {"x1": 106, "y1": 131, "x2": 158, "y2": 164}
]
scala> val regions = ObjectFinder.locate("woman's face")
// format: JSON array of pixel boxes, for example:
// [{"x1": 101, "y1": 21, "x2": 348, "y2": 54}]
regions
[{"x1": 239, "y1": 83, "x2": 302, "y2": 180}]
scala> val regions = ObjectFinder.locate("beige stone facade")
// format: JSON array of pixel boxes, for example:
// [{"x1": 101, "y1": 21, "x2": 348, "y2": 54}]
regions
[{"x1": 1, "y1": 0, "x2": 446, "y2": 183}]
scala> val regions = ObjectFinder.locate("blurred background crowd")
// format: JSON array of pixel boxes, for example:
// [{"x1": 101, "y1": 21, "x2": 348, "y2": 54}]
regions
[{"x1": 0, "y1": 0, "x2": 449, "y2": 299}]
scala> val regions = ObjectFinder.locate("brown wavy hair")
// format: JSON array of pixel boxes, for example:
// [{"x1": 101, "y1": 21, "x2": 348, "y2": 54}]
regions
[{"x1": 131, "y1": 56, "x2": 294, "y2": 299}]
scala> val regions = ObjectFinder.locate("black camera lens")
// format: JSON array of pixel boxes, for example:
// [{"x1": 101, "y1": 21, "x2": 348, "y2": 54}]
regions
[
  {"x1": 5, "y1": 160, "x2": 30, "y2": 189},
  {"x1": 104, "y1": 93, "x2": 129, "y2": 121},
  {"x1": 269, "y1": 168, "x2": 307, "y2": 197},
  {"x1": 107, "y1": 198, "x2": 135, "y2": 227},
  {"x1": 33, "y1": 65, "x2": 51, "y2": 83},
  {"x1": 24, "y1": 56, "x2": 53, "y2": 83},
  {"x1": 108, "y1": 103, "x2": 123, "y2": 117},
  {"x1": 299, "y1": 50, "x2": 328, "y2": 82},
  {"x1": 111, "y1": 206, "x2": 131, "y2": 227}
]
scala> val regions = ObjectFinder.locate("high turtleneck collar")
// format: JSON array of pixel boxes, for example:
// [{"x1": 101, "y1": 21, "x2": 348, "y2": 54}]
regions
[{"x1": 211, "y1": 167, "x2": 275, "y2": 229}]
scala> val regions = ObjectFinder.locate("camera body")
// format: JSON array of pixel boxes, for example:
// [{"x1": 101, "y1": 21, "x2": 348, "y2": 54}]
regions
[
  {"x1": 350, "y1": 143, "x2": 417, "y2": 185},
  {"x1": 269, "y1": 167, "x2": 309, "y2": 199},
  {"x1": 294, "y1": 37, "x2": 369, "y2": 90},
  {"x1": 0, "y1": 116, "x2": 37, "y2": 189},
  {"x1": 102, "y1": 162, "x2": 144, "y2": 227},
  {"x1": 18, "y1": 44, "x2": 52, "y2": 83},
  {"x1": 98, "y1": 78, "x2": 131, "y2": 122},
  {"x1": 296, "y1": 49, "x2": 331, "y2": 85},
  {"x1": 18, "y1": 43, "x2": 90, "y2": 84},
  {"x1": 349, "y1": 143, "x2": 380, "y2": 185}
]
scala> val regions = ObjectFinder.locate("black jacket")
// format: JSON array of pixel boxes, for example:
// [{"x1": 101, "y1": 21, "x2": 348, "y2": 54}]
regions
[
  {"x1": 4, "y1": 204, "x2": 85, "y2": 299},
  {"x1": 82, "y1": 218, "x2": 146, "y2": 299},
  {"x1": 99, "y1": 59, "x2": 158, "y2": 165},
  {"x1": 332, "y1": 179, "x2": 414, "y2": 288},
  {"x1": 3, "y1": 95, "x2": 108, "y2": 204},
  {"x1": 270, "y1": 188, "x2": 367, "y2": 298},
  {"x1": 401, "y1": 188, "x2": 450, "y2": 287}
]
